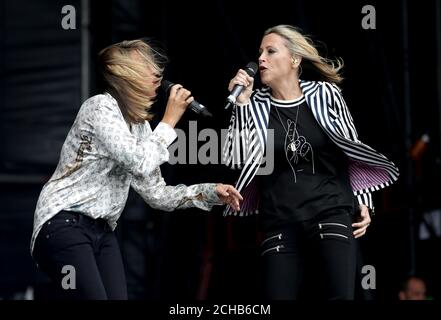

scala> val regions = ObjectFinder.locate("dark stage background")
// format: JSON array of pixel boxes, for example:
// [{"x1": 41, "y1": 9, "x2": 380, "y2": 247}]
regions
[{"x1": 1, "y1": 0, "x2": 440, "y2": 300}]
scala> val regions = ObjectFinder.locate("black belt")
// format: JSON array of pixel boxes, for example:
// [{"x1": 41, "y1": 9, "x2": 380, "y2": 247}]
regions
[{"x1": 55, "y1": 210, "x2": 112, "y2": 232}]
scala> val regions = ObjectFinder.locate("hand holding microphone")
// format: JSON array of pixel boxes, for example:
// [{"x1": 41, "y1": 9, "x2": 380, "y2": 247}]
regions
[
  {"x1": 160, "y1": 82, "x2": 194, "y2": 128},
  {"x1": 225, "y1": 62, "x2": 258, "y2": 109},
  {"x1": 161, "y1": 80, "x2": 213, "y2": 128}
]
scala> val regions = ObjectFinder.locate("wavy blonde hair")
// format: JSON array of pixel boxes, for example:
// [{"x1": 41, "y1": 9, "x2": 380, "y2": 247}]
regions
[
  {"x1": 99, "y1": 39, "x2": 167, "y2": 123},
  {"x1": 264, "y1": 25, "x2": 343, "y2": 84}
]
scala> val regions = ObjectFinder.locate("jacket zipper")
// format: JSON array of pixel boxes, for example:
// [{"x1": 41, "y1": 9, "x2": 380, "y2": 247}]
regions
[
  {"x1": 320, "y1": 233, "x2": 349, "y2": 239},
  {"x1": 318, "y1": 222, "x2": 348, "y2": 229},
  {"x1": 261, "y1": 233, "x2": 282, "y2": 246},
  {"x1": 261, "y1": 245, "x2": 285, "y2": 256}
]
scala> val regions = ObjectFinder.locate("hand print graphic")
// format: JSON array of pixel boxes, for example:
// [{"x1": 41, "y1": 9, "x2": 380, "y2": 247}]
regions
[{"x1": 284, "y1": 119, "x2": 315, "y2": 182}]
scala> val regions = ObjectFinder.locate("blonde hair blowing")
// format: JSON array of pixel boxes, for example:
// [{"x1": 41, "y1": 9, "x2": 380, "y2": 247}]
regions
[
  {"x1": 99, "y1": 39, "x2": 167, "y2": 123},
  {"x1": 264, "y1": 25, "x2": 343, "y2": 84}
]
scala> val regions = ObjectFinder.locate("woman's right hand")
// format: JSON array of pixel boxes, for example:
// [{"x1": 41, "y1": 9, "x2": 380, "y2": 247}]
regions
[
  {"x1": 161, "y1": 84, "x2": 194, "y2": 128},
  {"x1": 228, "y1": 69, "x2": 254, "y2": 105}
]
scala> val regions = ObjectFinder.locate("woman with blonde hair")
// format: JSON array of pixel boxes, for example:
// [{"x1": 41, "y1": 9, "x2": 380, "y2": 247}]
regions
[
  {"x1": 223, "y1": 25, "x2": 398, "y2": 299},
  {"x1": 31, "y1": 39, "x2": 242, "y2": 299}
]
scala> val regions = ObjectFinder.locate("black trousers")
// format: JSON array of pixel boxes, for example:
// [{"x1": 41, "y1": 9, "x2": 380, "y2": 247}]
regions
[
  {"x1": 33, "y1": 211, "x2": 127, "y2": 300},
  {"x1": 261, "y1": 210, "x2": 356, "y2": 300}
]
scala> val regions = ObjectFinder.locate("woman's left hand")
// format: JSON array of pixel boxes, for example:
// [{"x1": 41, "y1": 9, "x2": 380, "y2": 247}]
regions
[
  {"x1": 352, "y1": 205, "x2": 371, "y2": 238},
  {"x1": 216, "y1": 184, "x2": 243, "y2": 212}
]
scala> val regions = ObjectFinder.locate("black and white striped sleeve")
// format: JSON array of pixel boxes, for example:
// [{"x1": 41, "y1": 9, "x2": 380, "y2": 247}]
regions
[
  {"x1": 329, "y1": 83, "x2": 360, "y2": 143},
  {"x1": 355, "y1": 192, "x2": 375, "y2": 215},
  {"x1": 222, "y1": 102, "x2": 251, "y2": 170}
]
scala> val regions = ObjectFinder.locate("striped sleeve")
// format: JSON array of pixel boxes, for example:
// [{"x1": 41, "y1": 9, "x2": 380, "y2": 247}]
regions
[
  {"x1": 355, "y1": 192, "x2": 375, "y2": 215},
  {"x1": 329, "y1": 83, "x2": 360, "y2": 143},
  {"x1": 330, "y1": 84, "x2": 375, "y2": 213},
  {"x1": 222, "y1": 102, "x2": 251, "y2": 170}
]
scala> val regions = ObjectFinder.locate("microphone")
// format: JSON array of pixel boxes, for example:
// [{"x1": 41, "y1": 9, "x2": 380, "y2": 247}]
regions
[
  {"x1": 225, "y1": 62, "x2": 258, "y2": 109},
  {"x1": 161, "y1": 80, "x2": 213, "y2": 118}
]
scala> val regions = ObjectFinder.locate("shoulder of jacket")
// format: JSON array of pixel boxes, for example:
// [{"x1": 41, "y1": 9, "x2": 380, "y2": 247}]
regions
[
  {"x1": 78, "y1": 94, "x2": 122, "y2": 124},
  {"x1": 90, "y1": 93, "x2": 119, "y2": 113},
  {"x1": 252, "y1": 87, "x2": 271, "y2": 101},
  {"x1": 327, "y1": 82, "x2": 342, "y2": 94}
]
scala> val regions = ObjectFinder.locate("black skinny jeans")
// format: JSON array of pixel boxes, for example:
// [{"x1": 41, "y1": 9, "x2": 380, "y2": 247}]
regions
[
  {"x1": 261, "y1": 210, "x2": 356, "y2": 300},
  {"x1": 33, "y1": 211, "x2": 127, "y2": 300}
]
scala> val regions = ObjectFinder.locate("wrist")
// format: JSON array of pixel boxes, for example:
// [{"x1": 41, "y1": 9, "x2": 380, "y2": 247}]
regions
[
  {"x1": 236, "y1": 100, "x2": 250, "y2": 107},
  {"x1": 237, "y1": 94, "x2": 252, "y2": 105},
  {"x1": 161, "y1": 116, "x2": 178, "y2": 128}
]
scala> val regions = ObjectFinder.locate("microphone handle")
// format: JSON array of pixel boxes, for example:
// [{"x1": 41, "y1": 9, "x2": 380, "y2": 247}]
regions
[
  {"x1": 225, "y1": 84, "x2": 245, "y2": 109},
  {"x1": 189, "y1": 101, "x2": 213, "y2": 118}
]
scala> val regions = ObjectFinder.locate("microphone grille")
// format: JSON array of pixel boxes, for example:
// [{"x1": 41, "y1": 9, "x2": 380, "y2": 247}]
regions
[
  {"x1": 161, "y1": 80, "x2": 174, "y2": 92},
  {"x1": 245, "y1": 62, "x2": 258, "y2": 77}
]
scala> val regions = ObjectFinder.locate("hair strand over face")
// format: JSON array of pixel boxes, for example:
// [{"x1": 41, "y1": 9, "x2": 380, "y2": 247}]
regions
[{"x1": 98, "y1": 39, "x2": 168, "y2": 123}]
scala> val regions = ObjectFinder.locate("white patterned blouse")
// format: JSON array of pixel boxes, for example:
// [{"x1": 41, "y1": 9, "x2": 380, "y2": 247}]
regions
[{"x1": 31, "y1": 92, "x2": 222, "y2": 253}]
